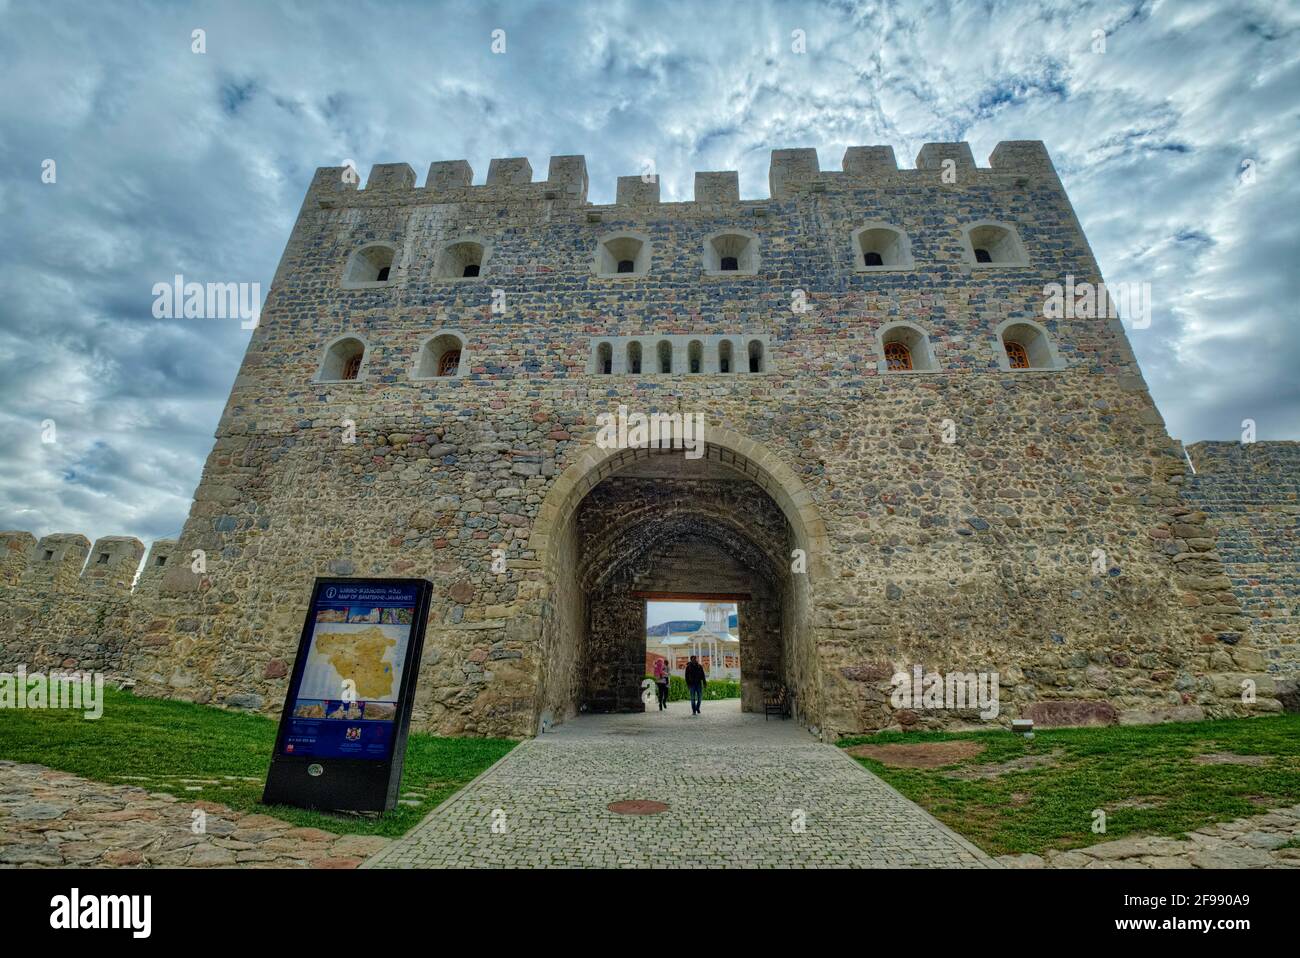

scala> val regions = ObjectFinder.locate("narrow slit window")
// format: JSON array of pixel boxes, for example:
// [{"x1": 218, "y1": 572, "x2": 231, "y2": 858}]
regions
[
  {"x1": 747, "y1": 340, "x2": 764, "y2": 373},
  {"x1": 864, "y1": 251, "x2": 883, "y2": 267},
  {"x1": 974, "y1": 248, "x2": 992, "y2": 263},
  {"x1": 658, "y1": 341, "x2": 672, "y2": 373},
  {"x1": 375, "y1": 266, "x2": 391, "y2": 281},
  {"x1": 719, "y1": 340, "x2": 733, "y2": 373}
]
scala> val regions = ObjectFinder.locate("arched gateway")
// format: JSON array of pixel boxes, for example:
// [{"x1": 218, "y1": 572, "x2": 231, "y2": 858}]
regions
[
  {"x1": 526, "y1": 428, "x2": 831, "y2": 733},
  {"x1": 3, "y1": 141, "x2": 1271, "y2": 751}
]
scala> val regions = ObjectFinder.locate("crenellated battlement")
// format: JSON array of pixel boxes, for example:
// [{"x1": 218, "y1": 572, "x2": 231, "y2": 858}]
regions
[
  {"x1": 306, "y1": 140, "x2": 1060, "y2": 211},
  {"x1": 0, "y1": 530, "x2": 170, "y2": 596},
  {"x1": 135, "y1": 538, "x2": 179, "y2": 596}
]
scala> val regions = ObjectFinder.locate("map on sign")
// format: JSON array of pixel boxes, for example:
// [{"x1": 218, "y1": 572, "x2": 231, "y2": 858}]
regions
[
  {"x1": 277, "y1": 583, "x2": 424, "y2": 761},
  {"x1": 298, "y1": 622, "x2": 406, "y2": 703},
  {"x1": 265, "y1": 578, "x2": 432, "y2": 809}
]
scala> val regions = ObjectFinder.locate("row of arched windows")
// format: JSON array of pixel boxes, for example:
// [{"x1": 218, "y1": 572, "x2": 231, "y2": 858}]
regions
[
  {"x1": 875, "y1": 319, "x2": 1060, "y2": 373},
  {"x1": 592, "y1": 338, "x2": 766, "y2": 375},
  {"x1": 339, "y1": 220, "x2": 1028, "y2": 286},
  {"x1": 316, "y1": 332, "x2": 465, "y2": 383},
  {"x1": 314, "y1": 319, "x2": 1058, "y2": 383}
]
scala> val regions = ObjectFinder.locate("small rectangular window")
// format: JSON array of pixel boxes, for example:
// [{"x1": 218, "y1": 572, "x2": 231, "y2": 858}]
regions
[
  {"x1": 97, "y1": 553, "x2": 110, "y2": 564},
  {"x1": 43, "y1": 550, "x2": 54, "y2": 561},
  {"x1": 156, "y1": 556, "x2": 168, "y2": 566}
]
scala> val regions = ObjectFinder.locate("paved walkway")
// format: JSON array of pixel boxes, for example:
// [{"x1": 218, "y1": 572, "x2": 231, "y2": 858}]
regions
[
  {"x1": 365, "y1": 699, "x2": 994, "y2": 868},
  {"x1": 0, "y1": 760, "x2": 388, "y2": 868}
]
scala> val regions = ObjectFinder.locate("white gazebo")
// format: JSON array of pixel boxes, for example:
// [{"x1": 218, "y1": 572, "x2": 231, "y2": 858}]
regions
[{"x1": 646, "y1": 602, "x2": 740, "y2": 680}]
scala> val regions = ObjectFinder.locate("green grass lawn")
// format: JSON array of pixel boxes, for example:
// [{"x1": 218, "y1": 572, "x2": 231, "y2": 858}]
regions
[
  {"x1": 840, "y1": 714, "x2": 1300, "y2": 857},
  {"x1": 0, "y1": 688, "x2": 516, "y2": 837}
]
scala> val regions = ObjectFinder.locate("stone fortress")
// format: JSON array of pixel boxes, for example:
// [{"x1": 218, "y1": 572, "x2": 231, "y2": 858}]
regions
[{"x1": 2, "y1": 140, "x2": 1296, "y2": 739}]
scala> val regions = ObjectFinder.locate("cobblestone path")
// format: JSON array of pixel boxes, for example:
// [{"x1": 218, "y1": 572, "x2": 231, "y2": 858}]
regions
[{"x1": 365, "y1": 699, "x2": 994, "y2": 868}]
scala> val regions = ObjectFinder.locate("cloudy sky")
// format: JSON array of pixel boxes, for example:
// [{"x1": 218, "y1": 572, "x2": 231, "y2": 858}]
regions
[{"x1": 1, "y1": 0, "x2": 1297, "y2": 548}]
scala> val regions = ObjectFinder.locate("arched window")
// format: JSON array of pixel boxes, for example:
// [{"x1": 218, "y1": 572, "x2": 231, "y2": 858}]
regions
[
  {"x1": 963, "y1": 222, "x2": 1027, "y2": 267},
  {"x1": 878, "y1": 322, "x2": 937, "y2": 373},
  {"x1": 658, "y1": 341, "x2": 673, "y2": 373},
  {"x1": 747, "y1": 339, "x2": 764, "y2": 373},
  {"x1": 718, "y1": 340, "x2": 733, "y2": 374},
  {"x1": 318, "y1": 336, "x2": 366, "y2": 381},
  {"x1": 596, "y1": 233, "x2": 651, "y2": 277},
  {"x1": 703, "y1": 231, "x2": 759, "y2": 274},
  {"x1": 437, "y1": 240, "x2": 487, "y2": 279},
  {"x1": 597, "y1": 342, "x2": 613, "y2": 374},
  {"x1": 627, "y1": 341, "x2": 642, "y2": 374},
  {"x1": 342, "y1": 244, "x2": 396, "y2": 286},
  {"x1": 415, "y1": 332, "x2": 467, "y2": 379},
  {"x1": 852, "y1": 225, "x2": 913, "y2": 271},
  {"x1": 884, "y1": 342, "x2": 912, "y2": 371},
  {"x1": 688, "y1": 340, "x2": 703, "y2": 373},
  {"x1": 996, "y1": 321, "x2": 1057, "y2": 370}
]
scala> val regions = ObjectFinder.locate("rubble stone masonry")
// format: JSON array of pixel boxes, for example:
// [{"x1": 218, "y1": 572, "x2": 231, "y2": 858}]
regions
[{"x1": 1, "y1": 140, "x2": 1293, "y2": 739}]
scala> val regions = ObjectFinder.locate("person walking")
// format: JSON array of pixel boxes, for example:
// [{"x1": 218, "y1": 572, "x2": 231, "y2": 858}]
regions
[
  {"x1": 684, "y1": 655, "x2": 707, "y2": 716},
  {"x1": 653, "y1": 658, "x2": 670, "y2": 711}
]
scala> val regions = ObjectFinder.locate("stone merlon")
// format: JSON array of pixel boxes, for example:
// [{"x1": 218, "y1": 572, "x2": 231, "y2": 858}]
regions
[{"x1": 305, "y1": 141, "x2": 1060, "y2": 209}]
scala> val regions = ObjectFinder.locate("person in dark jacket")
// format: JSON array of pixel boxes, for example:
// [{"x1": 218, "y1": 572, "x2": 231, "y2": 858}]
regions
[{"x1": 684, "y1": 655, "x2": 707, "y2": 715}]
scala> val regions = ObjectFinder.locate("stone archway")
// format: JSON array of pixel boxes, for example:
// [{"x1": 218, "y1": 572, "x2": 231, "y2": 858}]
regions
[{"x1": 528, "y1": 430, "x2": 830, "y2": 733}]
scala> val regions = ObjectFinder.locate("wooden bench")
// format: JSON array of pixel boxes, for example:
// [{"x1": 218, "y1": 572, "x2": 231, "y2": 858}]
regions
[{"x1": 763, "y1": 684, "x2": 793, "y2": 720}]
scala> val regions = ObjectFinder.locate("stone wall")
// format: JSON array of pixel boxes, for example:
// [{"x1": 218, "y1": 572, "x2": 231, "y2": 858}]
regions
[
  {"x1": 0, "y1": 139, "x2": 1288, "y2": 738},
  {"x1": 1182, "y1": 441, "x2": 1299, "y2": 676},
  {"x1": 0, "y1": 532, "x2": 149, "y2": 676}
]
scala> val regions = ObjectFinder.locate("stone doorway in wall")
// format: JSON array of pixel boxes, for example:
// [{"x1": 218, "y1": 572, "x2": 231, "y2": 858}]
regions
[
  {"x1": 643, "y1": 595, "x2": 744, "y2": 707},
  {"x1": 533, "y1": 442, "x2": 813, "y2": 722}
]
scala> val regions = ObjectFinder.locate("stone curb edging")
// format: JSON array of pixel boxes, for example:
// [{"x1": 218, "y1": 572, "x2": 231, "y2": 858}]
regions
[
  {"x1": 359, "y1": 740, "x2": 524, "y2": 868},
  {"x1": 829, "y1": 746, "x2": 1001, "y2": 867}
]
